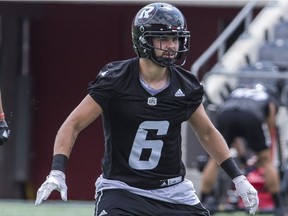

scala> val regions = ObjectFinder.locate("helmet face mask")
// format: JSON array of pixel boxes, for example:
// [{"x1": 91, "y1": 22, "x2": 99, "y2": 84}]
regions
[{"x1": 132, "y1": 3, "x2": 190, "y2": 67}]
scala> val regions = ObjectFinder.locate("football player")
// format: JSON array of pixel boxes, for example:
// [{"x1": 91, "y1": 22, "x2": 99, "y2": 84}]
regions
[
  {"x1": 35, "y1": 3, "x2": 259, "y2": 215},
  {"x1": 201, "y1": 84, "x2": 283, "y2": 215}
]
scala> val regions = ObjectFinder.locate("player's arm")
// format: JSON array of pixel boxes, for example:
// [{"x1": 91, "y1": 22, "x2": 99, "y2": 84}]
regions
[
  {"x1": 0, "y1": 90, "x2": 10, "y2": 146},
  {"x1": 0, "y1": 90, "x2": 3, "y2": 114},
  {"x1": 188, "y1": 104, "x2": 259, "y2": 214},
  {"x1": 35, "y1": 94, "x2": 102, "y2": 205},
  {"x1": 53, "y1": 94, "x2": 103, "y2": 158},
  {"x1": 188, "y1": 104, "x2": 231, "y2": 164},
  {"x1": 266, "y1": 102, "x2": 277, "y2": 131}
]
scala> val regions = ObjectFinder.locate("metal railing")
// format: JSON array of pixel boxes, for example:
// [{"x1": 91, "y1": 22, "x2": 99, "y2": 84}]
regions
[{"x1": 190, "y1": 0, "x2": 268, "y2": 78}]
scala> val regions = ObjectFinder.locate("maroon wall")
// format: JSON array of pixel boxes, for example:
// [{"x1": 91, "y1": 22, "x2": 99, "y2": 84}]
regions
[{"x1": 29, "y1": 3, "x2": 241, "y2": 200}]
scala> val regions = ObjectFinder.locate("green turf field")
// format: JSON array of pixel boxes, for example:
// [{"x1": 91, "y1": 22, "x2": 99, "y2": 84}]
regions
[
  {"x1": 0, "y1": 199, "x2": 274, "y2": 216},
  {"x1": 0, "y1": 200, "x2": 94, "y2": 216}
]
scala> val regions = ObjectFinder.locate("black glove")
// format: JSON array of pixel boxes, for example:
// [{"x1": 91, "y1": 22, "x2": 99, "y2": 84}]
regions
[{"x1": 0, "y1": 121, "x2": 10, "y2": 145}]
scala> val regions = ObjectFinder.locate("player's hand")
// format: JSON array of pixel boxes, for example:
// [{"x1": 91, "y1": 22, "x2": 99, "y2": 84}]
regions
[
  {"x1": 0, "y1": 121, "x2": 10, "y2": 146},
  {"x1": 233, "y1": 175, "x2": 259, "y2": 214},
  {"x1": 35, "y1": 170, "x2": 67, "y2": 206}
]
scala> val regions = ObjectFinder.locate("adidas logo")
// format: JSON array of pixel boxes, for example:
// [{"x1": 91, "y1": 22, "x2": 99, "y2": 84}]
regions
[
  {"x1": 99, "y1": 210, "x2": 108, "y2": 216},
  {"x1": 175, "y1": 89, "x2": 185, "y2": 97}
]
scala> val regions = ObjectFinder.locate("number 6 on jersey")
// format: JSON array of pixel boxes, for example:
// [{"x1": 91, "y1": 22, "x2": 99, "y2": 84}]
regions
[{"x1": 129, "y1": 121, "x2": 169, "y2": 170}]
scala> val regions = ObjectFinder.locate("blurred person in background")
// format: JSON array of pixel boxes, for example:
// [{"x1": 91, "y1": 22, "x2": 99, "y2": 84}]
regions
[{"x1": 200, "y1": 83, "x2": 284, "y2": 215}]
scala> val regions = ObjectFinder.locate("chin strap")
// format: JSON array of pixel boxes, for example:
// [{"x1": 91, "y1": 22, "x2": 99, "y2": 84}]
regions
[{"x1": 150, "y1": 56, "x2": 176, "y2": 67}]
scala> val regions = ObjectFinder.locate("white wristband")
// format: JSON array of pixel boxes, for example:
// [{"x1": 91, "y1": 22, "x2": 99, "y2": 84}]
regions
[{"x1": 232, "y1": 175, "x2": 246, "y2": 185}]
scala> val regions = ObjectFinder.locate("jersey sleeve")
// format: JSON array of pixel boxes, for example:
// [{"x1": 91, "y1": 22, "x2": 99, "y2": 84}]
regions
[
  {"x1": 187, "y1": 81, "x2": 204, "y2": 117},
  {"x1": 87, "y1": 65, "x2": 115, "y2": 110},
  {"x1": 175, "y1": 67, "x2": 204, "y2": 117}
]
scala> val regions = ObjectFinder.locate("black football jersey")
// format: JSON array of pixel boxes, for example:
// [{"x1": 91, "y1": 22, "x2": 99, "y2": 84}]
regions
[
  {"x1": 88, "y1": 58, "x2": 203, "y2": 189},
  {"x1": 219, "y1": 87, "x2": 274, "y2": 121}
]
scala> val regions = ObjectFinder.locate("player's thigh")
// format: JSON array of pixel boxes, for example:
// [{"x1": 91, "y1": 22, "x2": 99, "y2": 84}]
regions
[
  {"x1": 245, "y1": 121, "x2": 268, "y2": 153},
  {"x1": 217, "y1": 111, "x2": 239, "y2": 147},
  {"x1": 94, "y1": 189, "x2": 158, "y2": 216},
  {"x1": 159, "y1": 202, "x2": 210, "y2": 216},
  {"x1": 94, "y1": 189, "x2": 210, "y2": 216}
]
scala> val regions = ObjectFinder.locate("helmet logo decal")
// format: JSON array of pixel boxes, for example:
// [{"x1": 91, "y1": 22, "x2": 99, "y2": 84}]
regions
[{"x1": 136, "y1": 5, "x2": 156, "y2": 24}]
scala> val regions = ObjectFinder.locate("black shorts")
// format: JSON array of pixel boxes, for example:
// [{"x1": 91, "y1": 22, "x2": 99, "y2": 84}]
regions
[
  {"x1": 217, "y1": 110, "x2": 270, "y2": 152},
  {"x1": 94, "y1": 189, "x2": 210, "y2": 216}
]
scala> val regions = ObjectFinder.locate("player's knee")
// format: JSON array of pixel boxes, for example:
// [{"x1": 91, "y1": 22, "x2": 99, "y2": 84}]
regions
[{"x1": 256, "y1": 149, "x2": 271, "y2": 166}]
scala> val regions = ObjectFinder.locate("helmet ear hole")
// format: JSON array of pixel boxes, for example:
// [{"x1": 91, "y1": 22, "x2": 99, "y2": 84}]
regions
[{"x1": 140, "y1": 26, "x2": 145, "y2": 32}]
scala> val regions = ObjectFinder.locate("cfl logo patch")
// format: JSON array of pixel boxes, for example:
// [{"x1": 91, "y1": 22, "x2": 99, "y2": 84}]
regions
[{"x1": 147, "y1": 97, "x2": 157, "y2": 106}]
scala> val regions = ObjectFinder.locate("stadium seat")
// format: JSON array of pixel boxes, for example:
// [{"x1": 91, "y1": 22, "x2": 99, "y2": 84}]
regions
[
  {"x1": 258, "y1": 39, "x2": 288, "y2": 65},
  {"x1": 237, "y1": 61, "x2": 279, "y2": 86},
  {"x1": 274, "y1": 18, "x2": 288, "y2": 40}
]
